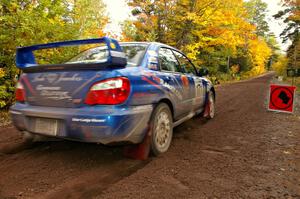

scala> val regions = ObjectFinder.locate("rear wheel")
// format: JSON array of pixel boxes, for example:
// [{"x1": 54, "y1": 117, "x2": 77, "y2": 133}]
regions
[
  {"x1": 150, "y1": 103, "x2": 173, "y2": 156},
  {"x1": 204, "y1": 91, "x2": 215, "y2": 119}
]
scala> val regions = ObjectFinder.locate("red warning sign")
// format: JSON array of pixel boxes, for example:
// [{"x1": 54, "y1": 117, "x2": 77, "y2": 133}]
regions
[{"x1": 268, "y1": 84, "x2": 296, "y2": 113}]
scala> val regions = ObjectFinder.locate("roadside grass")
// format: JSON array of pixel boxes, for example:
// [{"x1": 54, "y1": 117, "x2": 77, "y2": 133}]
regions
[
  {"x1": 283, "y1": 77, "x2": 300, "y2": 115},
  {"x1": 285, "y1": 77, "x2": 300, "y2": 92},
  {"x1": 211, "y1": 72, "x2": 268, "y2": 85},
  {"x1": 273, "y1": 73, "x2": 300, "y2": 92}
]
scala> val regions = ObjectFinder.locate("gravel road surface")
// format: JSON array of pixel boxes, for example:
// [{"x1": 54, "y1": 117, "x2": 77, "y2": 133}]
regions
[{"x1": 0, "y1": 73, "x2": 299, "y2": 199}]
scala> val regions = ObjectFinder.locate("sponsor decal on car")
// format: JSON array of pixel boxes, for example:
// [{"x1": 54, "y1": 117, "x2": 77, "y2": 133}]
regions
[
  {"x1": 162, "y1": 80, "x2": 183, "y2": 100},
  {"x1": 32, "y1": 73, "x2": 83, "y2": 84},
  {"x1": 110, "y1": 42, "x2": 116, "y2": 49},
  {"x1": 141, "y1": 71, "x2": 183, "y2": 101},
  {"x1": 36, "y1": 85, "x2": 72, "y2": 100},
  {"x1": 72, "y1": 118, "x2": 106, "y2": 123},
  {"x1": 181, "y1": 75, "x2": 189, "y2": 87}
]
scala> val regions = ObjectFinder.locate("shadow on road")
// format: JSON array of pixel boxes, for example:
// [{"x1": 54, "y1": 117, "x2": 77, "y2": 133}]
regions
[{"x1": 0, "y1": 128, "x2": 151, "y2": 199}]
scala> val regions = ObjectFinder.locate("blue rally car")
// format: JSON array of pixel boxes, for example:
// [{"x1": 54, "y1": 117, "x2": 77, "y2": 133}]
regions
[{"x1": 10, "y1": 37, "x2": 215, "y2": 156}]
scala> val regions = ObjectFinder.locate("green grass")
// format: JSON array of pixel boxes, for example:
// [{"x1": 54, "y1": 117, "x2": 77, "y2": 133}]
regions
[
  {"x1": 211, "y1": 72, "x2": 262, "y2": 85},
  {"x1": 285, "y1": 77, "x2": 300, "y2": 92}
]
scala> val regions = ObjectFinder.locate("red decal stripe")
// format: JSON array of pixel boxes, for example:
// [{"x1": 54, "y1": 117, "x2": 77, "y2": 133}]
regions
[
  {"x1": 142, "y1": 76, "x2": 162, "y2": 90},
  {"x1": 22, "y1": 75, "x2": 36, "y2": 95}
]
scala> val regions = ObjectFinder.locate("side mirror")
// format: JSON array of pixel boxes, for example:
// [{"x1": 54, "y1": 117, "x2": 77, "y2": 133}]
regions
[{"x1": 198, "y1": 68, "x2": 209, "y2": 77}]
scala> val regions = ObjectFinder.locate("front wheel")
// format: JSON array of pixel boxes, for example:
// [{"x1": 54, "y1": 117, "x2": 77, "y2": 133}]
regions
[{"x1": 150, "y1": 103, "x2": 173, "y2": 156}]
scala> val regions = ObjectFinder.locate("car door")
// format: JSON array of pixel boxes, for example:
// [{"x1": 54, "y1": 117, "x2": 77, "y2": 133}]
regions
[
  {"x1": 157, "y1": 47, "x2": 189, "y2": 118},
  {"x1": 173, "y1": 51, "x2": 205, "y2": 112}
]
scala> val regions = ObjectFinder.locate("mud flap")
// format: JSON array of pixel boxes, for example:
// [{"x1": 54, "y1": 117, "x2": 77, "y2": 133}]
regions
[
  {"x1": 123, "y1": 126, "x2": 151, "y2": 160},
  {"x1": 203, "y1": 92, "x2": 210, "y2": 118}
]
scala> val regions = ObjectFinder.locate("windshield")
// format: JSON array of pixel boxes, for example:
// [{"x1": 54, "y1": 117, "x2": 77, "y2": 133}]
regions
[{"x1": 67, "y1": 43, "x2": 148, "y2": 67}]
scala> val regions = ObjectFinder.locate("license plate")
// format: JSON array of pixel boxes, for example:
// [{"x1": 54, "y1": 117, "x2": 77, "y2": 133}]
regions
[{"x1": 35, "y1": 118, "x2": 58, "y2": 136}]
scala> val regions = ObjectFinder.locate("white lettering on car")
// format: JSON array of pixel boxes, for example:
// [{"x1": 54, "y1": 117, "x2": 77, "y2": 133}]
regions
[
  {"x1": 72, "y1": 118, "x2": 106, "y2": 123},
  {"x1": 36, "y1": 85, "x2": 72, "y2": 100},
  {"x1": 32, "y1": 73, "x2": 82, "y2": 84}
]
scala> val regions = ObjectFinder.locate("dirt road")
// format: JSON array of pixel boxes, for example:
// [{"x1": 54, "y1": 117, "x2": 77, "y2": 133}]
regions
[{"x1": 0, "y1": 73, "x2": 299, "y2": 199}]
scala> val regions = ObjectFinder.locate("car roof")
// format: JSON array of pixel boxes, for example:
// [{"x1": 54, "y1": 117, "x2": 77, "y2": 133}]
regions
[{"x1": 119, "y1": 42, "x2": 181, "y2": 53}]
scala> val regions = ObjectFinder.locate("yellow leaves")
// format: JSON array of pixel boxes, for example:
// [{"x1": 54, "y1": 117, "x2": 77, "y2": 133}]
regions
[
  {"x1": 123, "y1": 0, "x2": 273, "y2": 77},
  {"x1": 247, "y1": 38, "x2": 272, "y2": 75},
  {"x1": 272, "y1": 56, "x2": 289, "y2": 76},
  {"x1": 183, "y1": 0, "x2": 257, "y2": 60},
  {"x1": 179, "y1": 0, "x2": 272, "y2": 75},
  {"x1": 185, "y1": 12, "x2": 198, "y2": 21},
  {"x1": 97, "y1": 30, "x2": 106, "y2": 37},
  {"x1": 0, "y1": 68, "x2": 5, "y2": 79},
  {"x1": 231, "y1": 65, "x2": 240, "y2": 74},
  {"x1": 288, "y1": 11, "x2": 300, "y2": 21},
  {"x1": 8, "y1": 2, "x2": 18, "y2": 13},
  {"x1": 48, "y1": 18, "x2": 55, "y2": 25}
]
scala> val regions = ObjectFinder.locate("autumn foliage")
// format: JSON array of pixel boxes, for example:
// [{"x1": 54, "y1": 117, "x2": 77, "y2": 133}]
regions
[
  {"x1": 0, "y1": 0, "x2": 285, "y2": 109},
  {"x1": 123, "y1": 0, "x2": 274, "y2": 78}
]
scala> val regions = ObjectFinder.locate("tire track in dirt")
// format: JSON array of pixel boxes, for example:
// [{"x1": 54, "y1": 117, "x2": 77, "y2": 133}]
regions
[
  {"x1": 41, "y1": 159, "x2": 150, "y2": 199},
  {"x1": 0, "y1": 136, "x2": 150, "y2": 199}
]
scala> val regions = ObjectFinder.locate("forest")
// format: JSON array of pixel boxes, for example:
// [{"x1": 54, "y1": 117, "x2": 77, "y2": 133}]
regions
[{"x1": 0, "y1": 0, "x2": 299, "y2": 109}]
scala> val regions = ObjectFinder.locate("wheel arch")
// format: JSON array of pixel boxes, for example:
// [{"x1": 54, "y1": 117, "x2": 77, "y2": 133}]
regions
[{"x1": 157, "y1": 98, "x2": 174, "y2": 120}]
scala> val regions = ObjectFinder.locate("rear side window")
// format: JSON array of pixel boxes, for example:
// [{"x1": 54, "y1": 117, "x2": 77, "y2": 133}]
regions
[
  {"x1": 121, "y1": 44, "x2": 148, "y2": 66},
  {"x1": 158, "y1": 48, "x2": 181, "y2": 72},
  {"x1": 173, "y1": 51, "x2": 197, "y2": 75}
]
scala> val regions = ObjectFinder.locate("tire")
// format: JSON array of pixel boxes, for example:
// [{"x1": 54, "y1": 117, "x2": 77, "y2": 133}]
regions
[
  {"x1": 150, "y1": 103, "x2": 173, "y2": 156},
  {"x1": 204, "y1": 91, "x2": 215, "y2": 119}
]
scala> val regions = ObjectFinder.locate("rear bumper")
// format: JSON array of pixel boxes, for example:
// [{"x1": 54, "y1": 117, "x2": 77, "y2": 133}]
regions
[{"x1": 10, "y1": 103, "x2": 153, "y2": 144}]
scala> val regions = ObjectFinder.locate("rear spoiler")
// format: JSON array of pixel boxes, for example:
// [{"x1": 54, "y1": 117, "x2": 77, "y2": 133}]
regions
[{"x1": 16, "y1": 37, "x2": 127, "y2": 72}]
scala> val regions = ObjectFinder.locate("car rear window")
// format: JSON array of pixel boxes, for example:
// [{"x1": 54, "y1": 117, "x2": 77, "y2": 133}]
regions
[{"x1": 67, "y1": 44, "x2": 148, "y2": 67}]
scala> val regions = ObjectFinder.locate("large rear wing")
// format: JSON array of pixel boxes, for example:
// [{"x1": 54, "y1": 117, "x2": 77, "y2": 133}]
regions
[{"x1": 16, "y1": 37, "x2": 127, "y2": 72}]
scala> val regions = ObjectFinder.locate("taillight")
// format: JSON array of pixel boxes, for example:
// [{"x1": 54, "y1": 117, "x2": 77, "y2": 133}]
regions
[
  {"x1": 15, "y1": 81, "x2": 26, "y2": 102},
  {"x1": 85, "y1": 77, "x2": 130, "y2": 105}
]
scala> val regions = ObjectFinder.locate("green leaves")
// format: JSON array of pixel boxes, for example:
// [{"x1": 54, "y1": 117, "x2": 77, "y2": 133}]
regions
[
  {"x1": 244, "y1": 0, "x2": 270, "y2": 37},
  {"x1": 0, "y1": 0, "x2": 108, "y2": 109},
  {"x1": 274, "y1": 0, "x2": 299, "y2": 69}
]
